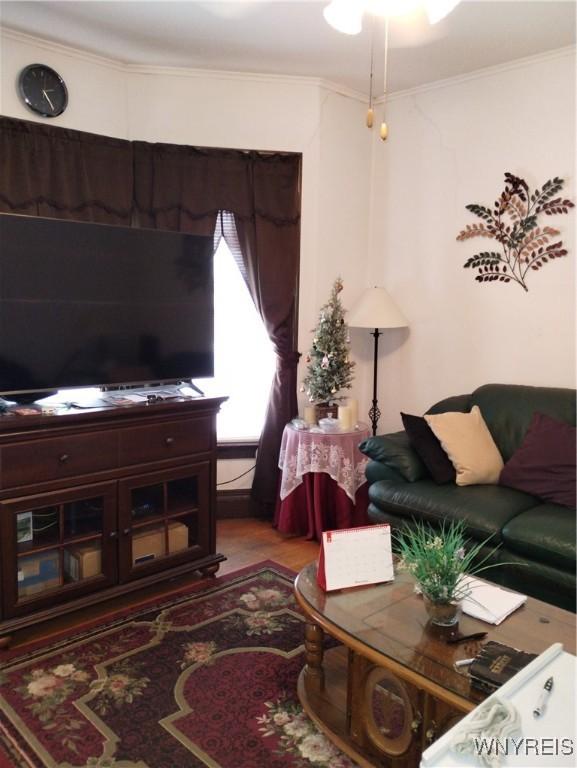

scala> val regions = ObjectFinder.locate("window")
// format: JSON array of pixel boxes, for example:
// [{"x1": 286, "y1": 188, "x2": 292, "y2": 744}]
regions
[
  {"x1": 47, "y1": 234, "x2": 275, "y2": 443},
  {"x1": 197, "y1": 238, "x2": 275, "y2": 442}
]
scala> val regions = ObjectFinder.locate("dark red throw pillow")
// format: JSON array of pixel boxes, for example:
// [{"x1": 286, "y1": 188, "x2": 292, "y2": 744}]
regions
[
  {"x1": 401, "y1": 412, "x2": 456, "y2": 484},
  {"x1": 499, "y1": 412, "x2": 576, "y2": 509}
]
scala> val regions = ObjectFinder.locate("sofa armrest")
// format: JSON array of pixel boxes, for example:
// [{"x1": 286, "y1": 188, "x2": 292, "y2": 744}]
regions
[
  {"x1": 365, "y1": 460, "x2": 408, "y2": 486},
  {"x1": 359, "y1": 431, "x2": 427, "y2": 482}
]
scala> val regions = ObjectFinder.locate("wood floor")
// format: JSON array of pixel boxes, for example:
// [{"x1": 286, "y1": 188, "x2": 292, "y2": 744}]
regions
[
  {"x1": 5, "y1": 518, "x2": 320, "y2": 652},
  {"x1": 218, "y1": 517, "x2": 320, "y2": 575}
]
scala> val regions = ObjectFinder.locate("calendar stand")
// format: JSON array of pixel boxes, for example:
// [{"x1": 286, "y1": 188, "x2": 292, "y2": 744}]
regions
[{"x1": 317, "y1": 524, "x2": 393, "y2": 591}]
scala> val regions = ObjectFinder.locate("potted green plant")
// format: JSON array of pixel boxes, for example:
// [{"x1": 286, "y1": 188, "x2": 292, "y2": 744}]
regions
[{"x1": 394, "y1": 519, "x2": 503, "y2": 627}]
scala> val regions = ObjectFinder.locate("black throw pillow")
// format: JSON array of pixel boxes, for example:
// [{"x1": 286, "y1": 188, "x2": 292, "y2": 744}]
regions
[{"x1": 401, "y1": 412, "x2": 456, "y2": 484}]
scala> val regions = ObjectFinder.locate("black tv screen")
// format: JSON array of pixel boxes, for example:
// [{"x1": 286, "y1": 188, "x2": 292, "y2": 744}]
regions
[{"x1": 0, "y1": 214, "x2": 214, "y2": 396}]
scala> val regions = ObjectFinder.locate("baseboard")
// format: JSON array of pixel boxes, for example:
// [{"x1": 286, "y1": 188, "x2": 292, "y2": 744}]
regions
[{"x1": 216, "y1": 489, "x2": 257, "y2": 518}]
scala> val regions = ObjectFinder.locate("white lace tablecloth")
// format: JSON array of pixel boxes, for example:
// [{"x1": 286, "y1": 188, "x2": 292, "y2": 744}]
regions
[{"x1": 278, "y1": 423, "x2": 370, "y2": 503}]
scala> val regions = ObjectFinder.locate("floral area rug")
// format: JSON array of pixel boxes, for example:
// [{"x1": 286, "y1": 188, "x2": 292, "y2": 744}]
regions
[{"x1": 0, "y1": 562, "x2": 357, "y2": 768}]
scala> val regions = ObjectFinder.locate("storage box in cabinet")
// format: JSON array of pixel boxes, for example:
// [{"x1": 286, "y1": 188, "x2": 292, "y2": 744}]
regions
[
  {"x1": 168, "y1": 522, "x2": 189, "y2": 553},
  {"x1": 18, "y1": 551, "x2": 60, "y2": 596},
  {"x1": 64, "y1": 544, "x2": 102, "y2": 581},
  {"x1": 132, "y1": 522, "x2": 189, "y2": 565}
]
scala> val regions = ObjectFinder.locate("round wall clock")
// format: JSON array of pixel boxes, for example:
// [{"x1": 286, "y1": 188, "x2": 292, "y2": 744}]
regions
[{"x1": 18, "y1": 64, "x2": 68, "y2": 118}]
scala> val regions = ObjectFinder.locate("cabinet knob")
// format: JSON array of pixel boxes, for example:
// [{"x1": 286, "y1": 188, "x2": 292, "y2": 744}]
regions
[
  {"x1": 122, "y1": 528, "x2": 131, "y2": 536},
  {"x1": 109, "y1": 531, "x2": 118, "y2": 538},
  {"x1": 425, "y1": 723, "x2": 437, "y2": 745},
  {"x1": 165, "y1": 437, "x2": 174, "y2": 445},
  {"x1": 59, "y1": 453, "x2": 69, "y2": 463},
  {"x1": 411, "y1": 711, "x2": 422, "y2": 734}
]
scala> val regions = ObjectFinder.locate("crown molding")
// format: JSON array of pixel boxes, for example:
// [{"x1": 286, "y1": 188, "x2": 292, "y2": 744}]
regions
[
  {"x1": 4, "y1": 25, "x2": 571, "y2": 106},
  {"x1": 128, "y1": 63, "x2": 366, "y2": 101},
  {"x1": 1, "y1": 26, "x2": 366, "y2": 102},
  {"x1": 0, "y1": 26, "x2": 126, "y2": 71},
  {"x1": 380, "y1": 45, "x2": 576, "y2": 104}
]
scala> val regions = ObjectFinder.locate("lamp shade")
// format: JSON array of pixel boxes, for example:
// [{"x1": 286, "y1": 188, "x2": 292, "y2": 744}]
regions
[{"x1": 347, "y1": 286, "x2": 408, "y2": 329}]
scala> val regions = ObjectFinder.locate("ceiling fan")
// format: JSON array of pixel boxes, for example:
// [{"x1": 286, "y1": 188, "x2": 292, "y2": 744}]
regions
[
  {"x1": 323, "y1": 0, "x2": 461, "y2": 33},
  {"x1": 322, "y1": 0, "x2": 461, "y2": 140}
]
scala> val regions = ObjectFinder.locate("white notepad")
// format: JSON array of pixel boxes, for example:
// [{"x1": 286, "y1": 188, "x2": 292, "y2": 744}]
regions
[
  {"x1": 460, "y1": 575, "x2": 527, "y2": 625},
  {"x1": 317, "y1": 524, "x2": 394, "y2": 591}
]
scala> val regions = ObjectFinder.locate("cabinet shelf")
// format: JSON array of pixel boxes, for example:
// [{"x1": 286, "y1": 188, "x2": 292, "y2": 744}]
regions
[
  {"x1": 17, "y1": 533, "x2": 103, "y2": 557},
  {"x1": 130, "y1": 507, "x2": 200, "y2": 531}
]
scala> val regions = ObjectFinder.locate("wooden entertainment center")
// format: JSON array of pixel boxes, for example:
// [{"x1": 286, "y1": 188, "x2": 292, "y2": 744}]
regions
[{"x1": 0, "y1": 396, "x2": 227, "y2": 644}]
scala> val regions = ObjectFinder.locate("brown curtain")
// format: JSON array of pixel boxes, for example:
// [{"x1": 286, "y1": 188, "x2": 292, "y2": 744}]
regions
[
  {"x1": 232, "y1": 156, "x2": 301, "y2": 516},
  {"x1": 133, "y1": 141, "x2": 302, "y2": 516},
  {"x1": 0, "y1": 116, "x2": 133, "y2": 224},
  {"x1": 0, "y1": 118, "x2": 301, "y2": 516}
]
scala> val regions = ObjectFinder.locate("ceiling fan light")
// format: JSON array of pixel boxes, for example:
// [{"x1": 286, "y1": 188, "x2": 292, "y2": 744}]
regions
[
  {"x1": 425, "y1": 0, "x2": 461, "y2": 24},
  {"x1": 368, "y1": 0, "x2": 421, "y2": 18},
  {"x1": 323, "y1": 0, "x2": 363, "y2": 35}
]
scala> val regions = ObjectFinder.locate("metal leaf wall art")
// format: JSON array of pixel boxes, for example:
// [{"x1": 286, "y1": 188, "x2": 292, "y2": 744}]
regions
[{"x1": 457, "y1": 172, "x2": 574, "y2": 292}]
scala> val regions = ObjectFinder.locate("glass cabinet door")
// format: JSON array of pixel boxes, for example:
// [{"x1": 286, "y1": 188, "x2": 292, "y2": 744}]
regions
[
  {"x1": 118, "y1": 462, "x2": 210, "y2": 582},
  {"x1": 2, "y1": 482, "x2": 117, "y2": 618}
]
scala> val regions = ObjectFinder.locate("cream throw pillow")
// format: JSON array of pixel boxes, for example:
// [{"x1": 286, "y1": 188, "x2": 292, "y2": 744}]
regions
[{"x1": 424, "y1": 406, "x2": 503, "y2": 486}]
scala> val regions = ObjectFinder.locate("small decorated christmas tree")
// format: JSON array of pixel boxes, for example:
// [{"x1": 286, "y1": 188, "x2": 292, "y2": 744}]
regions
[{"x1": 302, "y1": 277, "x2": 355, "y2": 404}]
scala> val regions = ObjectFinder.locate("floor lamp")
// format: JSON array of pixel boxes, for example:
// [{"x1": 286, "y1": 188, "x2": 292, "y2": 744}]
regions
[{"x1": 348, "y1": 286, "x2": 409, "y2": 436}]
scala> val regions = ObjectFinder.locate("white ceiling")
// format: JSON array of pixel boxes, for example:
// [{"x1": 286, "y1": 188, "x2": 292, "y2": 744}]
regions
[{"x1": 0, "y1": 1, "x2": 575, "y2": 94}]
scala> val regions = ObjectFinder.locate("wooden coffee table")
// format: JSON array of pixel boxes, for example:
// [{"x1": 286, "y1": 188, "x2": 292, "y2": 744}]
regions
[{"x1": 294, "y1": 563, "x2": 576, "y2": 768}]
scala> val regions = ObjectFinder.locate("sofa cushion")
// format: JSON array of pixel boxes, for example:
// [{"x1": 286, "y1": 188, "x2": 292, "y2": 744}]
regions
[
  {"x1": 471, "y1": 384, "x2": 576, "y2": 461},
  {"x1": 500, "y1": 413, "x2": 576, "y2": 508},
  {"x1": 424, "y1": 406, "x2": 504, "y2": 486},
  {"x1": 365, "y1": 461, "x2": 406, "y2": 486},
  {"x1": 501, "y1": 504, "x2": 576, "y2": 572},
  {"x1": 488, "y1": 548, "x2": 576, "y2": 611},
  {"x1": 368, "y1": 478, "x2": 536, "y2": 542},
  {"x1": 359, "y1": 432, "x2": 426, "y2": 482},
  {"x1": 401, "y1": 412, "x2": 456, "y2": 484}
]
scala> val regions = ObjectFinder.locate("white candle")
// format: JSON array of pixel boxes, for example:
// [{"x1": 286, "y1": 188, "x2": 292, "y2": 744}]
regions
[
  {"x1": 338, "y1": 404, "x2": 352, "y2": 431},
  {"x1": 304, "y1": 405, "x2": 316, "y2": 426},
  {"x1": 347, "y1": 398, "x2": 358, "y2": 428}
]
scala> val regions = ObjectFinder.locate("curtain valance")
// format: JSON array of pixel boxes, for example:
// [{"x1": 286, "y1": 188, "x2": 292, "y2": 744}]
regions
[
  {"x1": 0, "y1": 116, "x2": 133, "y2": 224},
  {"x1": 133, "y1": 141, "x2": 300, "y2": 228},
  {"x1": 0, "y1": 117, "x2": 300, "y2": 230}
]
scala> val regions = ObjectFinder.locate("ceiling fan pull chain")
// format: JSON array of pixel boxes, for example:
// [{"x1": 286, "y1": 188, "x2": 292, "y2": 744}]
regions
[
  {"x1": 367, "y1": 17, "x2": 375, "y2": 128},
  {"x1": 380, "y1": 16, "x2": 389, "y2": 141}
]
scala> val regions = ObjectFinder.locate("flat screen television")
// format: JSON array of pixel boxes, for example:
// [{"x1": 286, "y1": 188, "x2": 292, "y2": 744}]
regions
[{"x1": 0, "y1": 213, "x2": 214, "y2": 398}]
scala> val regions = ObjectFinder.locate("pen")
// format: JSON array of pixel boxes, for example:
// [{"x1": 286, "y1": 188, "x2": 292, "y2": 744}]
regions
[
  {"x1": 447, "y1": 632, "x2": 488, "y2": 645},
  {"x1": 454, "y1": 658, "x2": 475, "y2": 668},
  {"x1": 533, "y1": 676, "x2": 553, "y2": 718}
]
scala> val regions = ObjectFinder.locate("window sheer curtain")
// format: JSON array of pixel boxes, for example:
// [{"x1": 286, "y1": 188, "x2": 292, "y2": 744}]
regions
[{"x1": 0, "y1": 117, "x2": 301, "y2": 516}]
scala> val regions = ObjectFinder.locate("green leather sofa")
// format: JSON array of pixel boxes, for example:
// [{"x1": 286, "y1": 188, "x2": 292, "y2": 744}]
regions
[{"x1": 359, "y1": 384, "x2": 576, "y2": 612}]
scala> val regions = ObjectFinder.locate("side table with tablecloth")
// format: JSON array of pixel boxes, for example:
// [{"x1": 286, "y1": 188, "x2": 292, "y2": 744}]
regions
[{"x1": 275, "y1": 422, "x2": 370, "y2": 541}]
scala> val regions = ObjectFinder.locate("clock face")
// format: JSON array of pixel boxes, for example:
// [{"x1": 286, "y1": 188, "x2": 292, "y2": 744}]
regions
[{"x1": 18, "y1": 64, "x2": 68, "y2": 118}]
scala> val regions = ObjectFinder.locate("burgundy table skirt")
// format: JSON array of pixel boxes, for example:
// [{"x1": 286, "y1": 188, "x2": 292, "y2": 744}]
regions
[{"x1": 274, "y1": 471, "x2": 369, "y2": 542}]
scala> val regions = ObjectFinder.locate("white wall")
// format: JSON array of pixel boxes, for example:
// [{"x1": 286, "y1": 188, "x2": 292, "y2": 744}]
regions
[
  {"x1": 2, "y1": 30, "x2": 574, "y2": 456},
  {"x1": 368, "y1": 49, "x2": 576, "y2": 432},
  {"x1": 0, "y1": 29, "x2": 372, "y2": 489}
]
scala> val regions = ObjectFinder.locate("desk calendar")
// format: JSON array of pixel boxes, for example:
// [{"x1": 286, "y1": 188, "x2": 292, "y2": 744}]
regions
[{"x1": 317, "y1": 523, "x2": 394, "y2": 591}]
